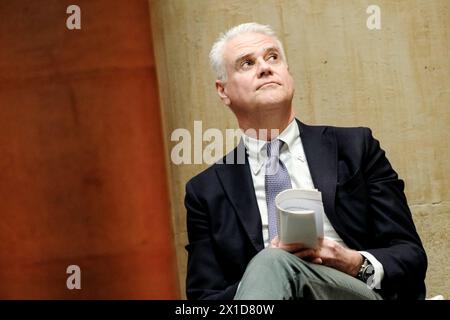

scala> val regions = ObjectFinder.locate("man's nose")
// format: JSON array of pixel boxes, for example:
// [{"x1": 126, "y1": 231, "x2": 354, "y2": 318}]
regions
[{"x1": 257, "y1": 58, "x2": 272, "y2": 78}]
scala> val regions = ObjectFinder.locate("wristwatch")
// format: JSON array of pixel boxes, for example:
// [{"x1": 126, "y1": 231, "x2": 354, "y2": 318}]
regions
[{"x1": 357, "y1": 257, "x2": 375, "y2": 283}]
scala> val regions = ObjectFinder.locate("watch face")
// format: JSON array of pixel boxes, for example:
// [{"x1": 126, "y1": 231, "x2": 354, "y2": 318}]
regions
[{"x1": 362, "y1": 264, "x2": 375, "y2": 283}]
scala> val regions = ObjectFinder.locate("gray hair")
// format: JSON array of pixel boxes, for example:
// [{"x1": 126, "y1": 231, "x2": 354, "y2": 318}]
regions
[{"x1": 209, "y1": 22, "x2": 287, "y2": 82}]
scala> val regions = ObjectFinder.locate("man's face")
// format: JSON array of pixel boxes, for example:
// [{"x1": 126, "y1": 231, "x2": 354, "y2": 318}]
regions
[{"x1": 217, "y1": 32, "x2": 294, "y2": 119}]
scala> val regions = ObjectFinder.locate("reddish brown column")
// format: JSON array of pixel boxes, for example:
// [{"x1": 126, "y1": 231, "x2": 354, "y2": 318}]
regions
[{"x1": 0, "y1": 0, "x2": 179, "y2": 298}]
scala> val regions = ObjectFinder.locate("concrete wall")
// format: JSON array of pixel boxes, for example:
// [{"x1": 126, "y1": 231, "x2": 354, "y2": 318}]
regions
[{"x1": 150, "y1": 0, "x2": 450, "y2": 298}]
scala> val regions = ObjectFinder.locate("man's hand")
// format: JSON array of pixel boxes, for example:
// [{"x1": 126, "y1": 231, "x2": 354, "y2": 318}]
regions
[{"x1": 270, "y1": 237, "x2": 363, "y2": 277}]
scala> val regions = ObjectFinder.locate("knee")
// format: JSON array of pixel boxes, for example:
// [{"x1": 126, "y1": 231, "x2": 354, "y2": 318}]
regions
[{"x1": 249, "y1": 248, "x2": 300, "y2": 269}]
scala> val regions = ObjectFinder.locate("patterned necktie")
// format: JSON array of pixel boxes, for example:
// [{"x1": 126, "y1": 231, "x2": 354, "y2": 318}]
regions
[{"x1": 265, "y1": 139, "x2": 292, "y2": 241}]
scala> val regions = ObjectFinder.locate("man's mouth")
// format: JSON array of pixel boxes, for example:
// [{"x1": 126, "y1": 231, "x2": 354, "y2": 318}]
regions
[{"x1": 257, "y1": 82, "x2": 280, "y2": 90}]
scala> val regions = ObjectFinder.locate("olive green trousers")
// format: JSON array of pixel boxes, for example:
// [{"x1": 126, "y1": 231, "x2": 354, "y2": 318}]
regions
[{"x1": 234, "y1": 248, "x2": 382, "y2": 300}]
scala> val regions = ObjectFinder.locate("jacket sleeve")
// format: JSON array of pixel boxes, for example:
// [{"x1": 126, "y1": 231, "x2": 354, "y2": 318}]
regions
[
  {"x1": 184, "y1": 180, "x2": 239, "y2": 300},
  {"x1": 362, "y1": 128, "x2": 427, "y2": 299}
]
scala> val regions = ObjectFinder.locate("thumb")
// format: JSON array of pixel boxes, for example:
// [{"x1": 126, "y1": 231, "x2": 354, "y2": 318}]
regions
[{"x1": 270, "y1": 236, "x2": 280, "y2": 248}]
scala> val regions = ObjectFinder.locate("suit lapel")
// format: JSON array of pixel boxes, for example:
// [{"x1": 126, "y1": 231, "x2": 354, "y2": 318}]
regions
[
  {"x1": 215, "y1": 141, "x2": 264, "y2": 252},
  {"x1": 296, "y1": 120, "x2": 345, "y2": 236}
]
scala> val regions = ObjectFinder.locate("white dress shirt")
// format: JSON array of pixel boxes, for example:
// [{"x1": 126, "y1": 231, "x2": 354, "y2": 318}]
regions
[{"x1": 241, "y1": 119, "x2": 384, "y2": 289}]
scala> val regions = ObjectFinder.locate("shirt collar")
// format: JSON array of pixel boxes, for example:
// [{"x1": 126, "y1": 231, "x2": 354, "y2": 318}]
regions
[
  {"x1": 278, "y1": 119, "x2": 305, "y2": 163},
  {"x1": 242, "y1": 132, "x2": 266, "y2": 175},
  {"x1": 242, "y1": 119, "x2": 305, "y2": 175}
]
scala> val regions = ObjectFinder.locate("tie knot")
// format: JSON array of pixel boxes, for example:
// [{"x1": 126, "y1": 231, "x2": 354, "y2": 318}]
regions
[{"x1": 266, "y1": 139, "x2": 284, "y2": 157}]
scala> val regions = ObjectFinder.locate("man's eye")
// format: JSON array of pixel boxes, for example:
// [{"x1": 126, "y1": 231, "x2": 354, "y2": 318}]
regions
[
  {"x1": 267, "y1": 54, "x2": 278, "y2": 61},
  {"x1": 241, "y1": 60, "x2": 253, "y2": 68}
]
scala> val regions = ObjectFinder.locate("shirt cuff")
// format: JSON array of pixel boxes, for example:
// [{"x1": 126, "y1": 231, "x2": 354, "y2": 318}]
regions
[{"x1": 359, "y1": 251, "x2": 384, "y2": 290}]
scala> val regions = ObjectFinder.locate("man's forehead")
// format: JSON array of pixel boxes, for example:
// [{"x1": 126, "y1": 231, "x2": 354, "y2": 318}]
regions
[{"x1": 225, "y1": 33, "x2": 280, "y2": 60}]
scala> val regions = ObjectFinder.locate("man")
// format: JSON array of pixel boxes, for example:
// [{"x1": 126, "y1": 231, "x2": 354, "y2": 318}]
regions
[{"x1": 184, "y1": 22, "x2": 427, "y2": 300}]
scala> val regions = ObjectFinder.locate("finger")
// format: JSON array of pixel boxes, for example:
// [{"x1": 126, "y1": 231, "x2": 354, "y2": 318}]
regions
[
  {"x1": 278, "y1": 242, "x2": 308, "y2": 252},
  {"x1": 294, "y1": 249, "x2": 316, "y2": 259},
  {"x1": 317, "y1": 237, "x2": 325, "y2": 247},
  {"x1": 311, "y1": 257, "x2": 323, "y2": 264},
  {"x1": 279, "y1": 240, "x2": 307, "y2": 248},
  {"x1": 270, "y1": 236, "x2": 280, "y2": 248}
]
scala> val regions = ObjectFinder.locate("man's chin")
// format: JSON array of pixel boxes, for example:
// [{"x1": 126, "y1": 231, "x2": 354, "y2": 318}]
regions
[
  {"x1": 255, "y1": 93, "x2": 290, "y2": 107},
  {"x1": 255, "y1": 99, "x2": 291, "y2": 112}
]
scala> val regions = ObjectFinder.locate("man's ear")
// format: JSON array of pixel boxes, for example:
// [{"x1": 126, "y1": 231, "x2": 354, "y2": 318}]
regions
[{"x1": 215, "y1": 80, "x2": 231, "y2": 106}]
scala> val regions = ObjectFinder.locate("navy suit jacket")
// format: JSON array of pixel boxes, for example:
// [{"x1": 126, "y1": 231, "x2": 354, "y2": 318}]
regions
[{"x1": 185, "y1": 120, "x2": 427, "y2": 300}]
